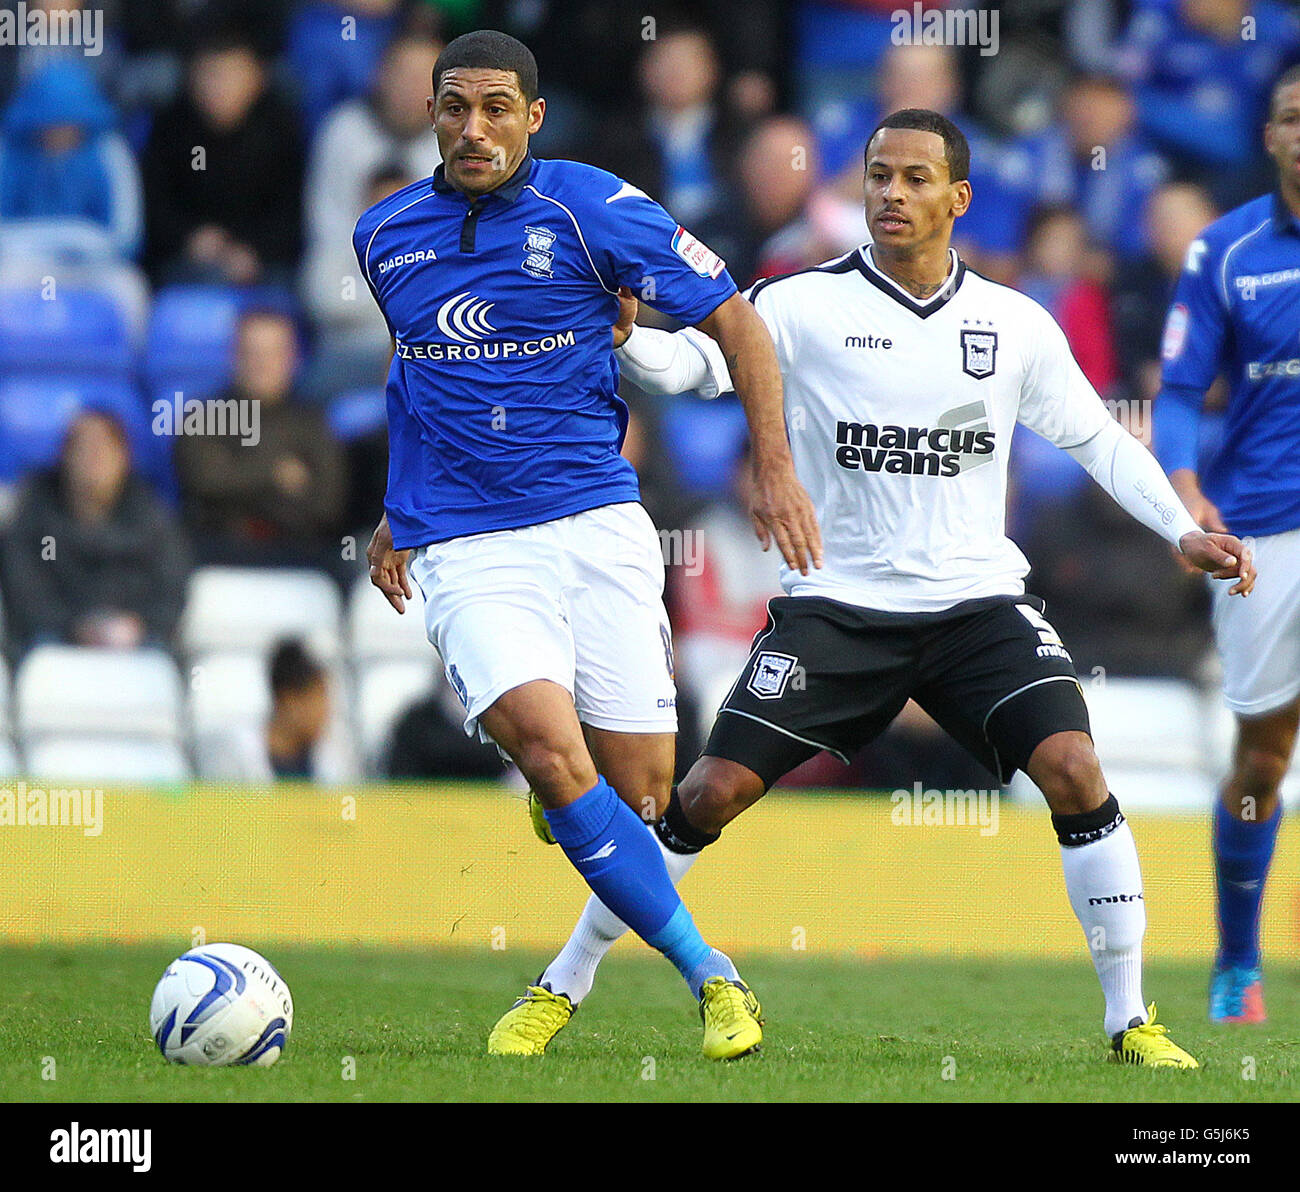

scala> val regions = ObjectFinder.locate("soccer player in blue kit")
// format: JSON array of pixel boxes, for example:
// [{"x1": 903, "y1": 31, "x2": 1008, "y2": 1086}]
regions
[
  {"x1": 355, "y1": 30, "x2": 821, "y2": 1059},
  {"x1": 1155, "y1": 65, "x2": 1300, "y2": 1025}
]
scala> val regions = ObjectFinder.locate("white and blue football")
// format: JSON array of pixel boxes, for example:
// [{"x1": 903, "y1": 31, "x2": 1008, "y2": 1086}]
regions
[{"x1": 150, "y1": 943, "x2": 293, "y2": 1067}]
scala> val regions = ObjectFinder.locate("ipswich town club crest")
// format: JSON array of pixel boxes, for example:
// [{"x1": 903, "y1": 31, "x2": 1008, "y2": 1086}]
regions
[
  {"x1": 522, "y1": 225, "x2": 556, "y2": 278},
  {"x1": 747, "y1": 651, "x2": 798, "y2": 700},
  {"x1": 960, "y1": 328, "x2": 998, "y2": 379}
]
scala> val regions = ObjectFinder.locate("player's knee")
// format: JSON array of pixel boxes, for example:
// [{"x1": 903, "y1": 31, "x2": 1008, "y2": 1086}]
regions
[
  {"x1": 513, "y1": 739, "x2": 590, "y2": 805},
  {"x1": 1031, "y1": 733, "x2": 1106, "y2": 814},
  {"x1": 1233, "y1": 745, "x2": 1289, "y2": 803},
  {"x1": 679, "y1": 763, "x2": 755, "y2": 835}
]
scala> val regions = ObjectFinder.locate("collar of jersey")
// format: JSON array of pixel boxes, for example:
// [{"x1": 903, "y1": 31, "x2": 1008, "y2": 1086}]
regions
[
  {"x1": 1270, "y1": 189, "x2": 1300, "y2": 236},
  {"x1": 430, "y1": 151, "x2": 535, "y2": 204},
  {"x1": 855, "y1": 244, "x2": 965, "y2": 319}
]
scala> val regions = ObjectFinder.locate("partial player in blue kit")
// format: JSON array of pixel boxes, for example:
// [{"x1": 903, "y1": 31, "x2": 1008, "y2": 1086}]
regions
[
  {"x1": 353, "y1": 29, "x2": 822, "y2": 1059},
  {"x1": 1154, "y1": 65, "x2": 1300, "y2": 1025}
]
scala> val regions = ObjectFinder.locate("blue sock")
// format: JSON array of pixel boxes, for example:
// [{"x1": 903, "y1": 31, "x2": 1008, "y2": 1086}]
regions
[
  {"x1": 544, "y1": 777, "x2": 728, "y2": 993},
  {"x1": 1213, "y1": 799, "x2": 1281, "y2": 969}
]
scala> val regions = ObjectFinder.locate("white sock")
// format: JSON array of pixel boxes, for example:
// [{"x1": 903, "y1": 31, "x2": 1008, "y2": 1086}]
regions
[
  {"x1": 1060, "y1": 818, "x2": 1148, "y2": 1037},
  {"x1": 540, "y1": 834, "x2": 700, "y2": 1004}
]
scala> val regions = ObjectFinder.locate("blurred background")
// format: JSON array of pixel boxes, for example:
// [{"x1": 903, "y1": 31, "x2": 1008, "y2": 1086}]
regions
[{"x1": 0, "y1": 0, "x2": 1297, "y2": 814}]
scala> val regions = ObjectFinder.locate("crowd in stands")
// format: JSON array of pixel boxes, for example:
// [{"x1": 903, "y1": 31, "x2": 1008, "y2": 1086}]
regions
[{"x1": 0, "y1": 0, "x2": 1296, "y2": 788}]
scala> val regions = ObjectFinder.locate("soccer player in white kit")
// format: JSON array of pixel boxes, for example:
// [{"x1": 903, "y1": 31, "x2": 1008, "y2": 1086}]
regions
[{"x1": 514, "y1": 109, "x2": 1256, "y2": 1067}]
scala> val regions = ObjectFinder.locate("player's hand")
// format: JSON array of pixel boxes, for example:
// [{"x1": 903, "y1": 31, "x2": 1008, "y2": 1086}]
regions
[
  {"x1": 749, "y1": 457, "x2": 824, "y2": 576},
  {"x1": 366, "y1": 513, "x2": 413, "y2": 613},
  {"x1": 1179, "y1": 530, "x2": 1256, "y2": 597},
  {"x1": 612, "y1": 286, "x2": 638, "y2": 348}
]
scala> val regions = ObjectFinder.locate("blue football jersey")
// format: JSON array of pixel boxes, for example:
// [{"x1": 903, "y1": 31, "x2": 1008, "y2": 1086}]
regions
[
  {"x1": 354, "y1": 153, "x2": 737, "y2": 549},
  {"x1": 1155, "y1": 192, "x2": 1300, "y2": 538}
]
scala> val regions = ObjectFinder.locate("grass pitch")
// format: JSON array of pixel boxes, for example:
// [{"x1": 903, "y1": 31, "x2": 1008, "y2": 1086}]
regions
[{"x1": 1, "y1": 945, "x2": 1296, "y2": 1102}]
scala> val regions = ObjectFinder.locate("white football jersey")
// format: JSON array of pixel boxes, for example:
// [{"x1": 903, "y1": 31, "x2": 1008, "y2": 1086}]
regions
[{"x1": 704, "y1": 245, "x2": 1113, "y2": 613}]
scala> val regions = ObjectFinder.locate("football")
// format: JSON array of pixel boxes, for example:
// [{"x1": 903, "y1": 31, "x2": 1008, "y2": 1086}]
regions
[{"x1": 149, "y1": 943, "x2": 293, "y2": 1067}]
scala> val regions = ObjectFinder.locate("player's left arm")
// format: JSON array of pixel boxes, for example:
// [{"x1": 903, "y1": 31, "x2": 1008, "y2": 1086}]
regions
[{"x1": 1018, "y1": 309, "x2": 1255, "y2": 596}]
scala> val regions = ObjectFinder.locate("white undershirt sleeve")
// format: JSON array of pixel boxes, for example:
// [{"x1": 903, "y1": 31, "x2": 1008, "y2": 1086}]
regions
[
  {"x1": 614, "y1": 324, "x2": 734, "y2": 398},
  {"x1": 1064, "y1": 418, "x2": 1202, "y2": 550}
]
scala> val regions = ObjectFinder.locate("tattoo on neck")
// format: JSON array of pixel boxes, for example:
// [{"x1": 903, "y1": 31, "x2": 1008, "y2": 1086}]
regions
[{"x1": 908, "y1": 280, "x2": 943, "y2": 298}]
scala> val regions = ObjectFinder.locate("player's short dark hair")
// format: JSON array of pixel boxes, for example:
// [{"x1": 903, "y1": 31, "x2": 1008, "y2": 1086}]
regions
[
  {"x1": 433, "y1": 29, "x2": 539, "y2": 103},
  {"x1": 1270, "y1": 64, "x2": 1300, "y2": 119},
  {"x1": 270, "y1": 639, "x2": 325, "y2": 697},
  {"x1": 865, "y1": 108, "x2": 970, "y2": 184}
]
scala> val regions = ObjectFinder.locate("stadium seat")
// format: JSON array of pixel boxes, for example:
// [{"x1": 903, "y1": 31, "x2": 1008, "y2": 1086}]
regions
[
  {"x1": 659, "y1": 394, "x2": 750, "y2": 497},
  {"x1": 1085, "y1": 677, "x2": 1203, "y2": 770},
  {"x1": 347, "y1": 573, "x2": 429, "y2": 661},
  {"x1": 328, "y1": 387, "x2": 388, "y2": 442},
  {"x1": 354, "y1": 658, "x2": 438, "y2": 773},
  {"x1": 143, "y1": 285, "x2": 241, "y2": 399},
  {"x1": 0, "y1": 374, "x2": 164, "y2": 485},
  {"x1": 0, "y1": 286, "x2": 133, "y2": 379},
  {"x1": 23, "y1": 734, "x2": 190, "y2": 784},
  {"x1": 0, "y1": 733, "x2": 20, "y2": 777},
  {"x1": 14, "y1": 645, "x2": 185, "y2": 740},
  {"x1": 179, "y1": 567, "x2": 344, "y2": 662}
]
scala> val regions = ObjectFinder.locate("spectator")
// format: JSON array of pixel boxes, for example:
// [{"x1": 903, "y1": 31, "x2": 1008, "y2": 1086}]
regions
[
  {"x1": 1017, "y1": 204, "x2": 1119, "y2": 397},
  {"x1": 196, "y1": 638, "x2": 352, "y2": 782},
  {"x1": 385, "y1": 672, "x2": 508, "y2": 780},
  {"x1": 815, "y1": 43, "x2": 1037, "y2": 282},
  {"x1": 141, "y1": 24, "x2": 305, "y2": 285},
  {"x1": 286, "y1": 0, "x2": 404, "y2": 138},
  {"x1": 1111, "y1": 180, "x2": 1219, "y2": 401},
  {"x1": 300, "y1": 160, "x2": 418, "y2": 402},
  {"x1": 172, "y1": 308, "x2": 348, "y2": 574},
  {"x1": 734, "y1": 114, "x2": 855, "y2": 283},
  {"x1": 591, "y1": 22, "x2": 745, "y2": 268},
  {"x1": 1024, "y1": 446, "x2": 1212, "y2": 680},
  {"x1": 669, "y1": 448, "x2": 780, "y2": 746},
  {"x1": 0, "y1": 61, "x2": 142, "y2": 259},
  {"x1": 1119, "y1": 0, "x2": 1300, "y2": 205},
  {"x1": 0, "y1": 410, "x2": 190, "y2": 655},
  {"x1": 300, "y1": 30, "x2": 442, "y2": 351},
  {"x1": 1022, "y1": 72, "x2": 1169, "y2": 261}
]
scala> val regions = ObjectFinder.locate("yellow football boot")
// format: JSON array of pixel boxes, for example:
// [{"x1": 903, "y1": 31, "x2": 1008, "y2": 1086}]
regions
[
  {"x1": 699, "y1": 976, "x2": 763, "y2": 1061},
  {"x1": 528, "y1": 790, "x2": 557, "y2": 845},
  {"x1": 1109, "y1": 1003, "x2": 1199, "y2": 1068},
  {"x1": 487, "y1": 984, "x2": 574, "y2": 1056}
]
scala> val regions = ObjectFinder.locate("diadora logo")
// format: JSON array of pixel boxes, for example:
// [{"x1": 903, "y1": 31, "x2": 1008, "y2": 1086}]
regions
[
  {"x1": 436, "y1": 291, "x2": 497, "y2": 342},
  {"x1": 377, "y1": 248, "x2": 437, "y2": 274}
]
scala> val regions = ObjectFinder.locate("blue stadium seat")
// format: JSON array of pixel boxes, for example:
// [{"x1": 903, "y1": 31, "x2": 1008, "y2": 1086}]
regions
[
  {"x1": 0, "y1": 375, "x2": 173, "y2": 494},
  {"x1": 328, "y1": 387, "x2": 387, "y2": 442},
  {"x1": 287, "y1": 2, "x2": 396, "y2": 137},
  {"x1": 659, "y1": 394, "x2": 750, "y2": 498},
  {"x1": 0, "y1": 286, "x2": 133, "y2": 379},
  {"x1": 143, "y1": 285, "x2": 241, "y2": 399}
]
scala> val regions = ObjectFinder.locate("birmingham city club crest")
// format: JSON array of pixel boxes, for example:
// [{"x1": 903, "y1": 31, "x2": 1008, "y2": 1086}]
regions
[
  {"x1": 960, "y1": 328, "x2": 998, "y2": 379},
  {"x1": 522, "y1": 225, "x2": 556, "y2": 278}
]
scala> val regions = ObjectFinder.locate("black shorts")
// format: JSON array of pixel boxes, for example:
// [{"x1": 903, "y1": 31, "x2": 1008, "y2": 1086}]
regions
[{"x1": 705, "y1": 594, "x2": 1090, "y2": 788}]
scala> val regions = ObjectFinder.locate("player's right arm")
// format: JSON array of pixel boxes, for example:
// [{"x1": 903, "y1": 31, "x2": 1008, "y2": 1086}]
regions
[{"x1": 1152, "y1": 232, "x2": 1230, "y2": 532}]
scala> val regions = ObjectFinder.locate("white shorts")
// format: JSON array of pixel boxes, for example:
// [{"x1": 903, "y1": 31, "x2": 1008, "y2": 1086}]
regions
[
  {"x1": 408, "y1": 502, "x2": 678, "y2": 743},
  {"x1": 1211, "y1": 526, "x2": 1300, "y2": 716}
]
